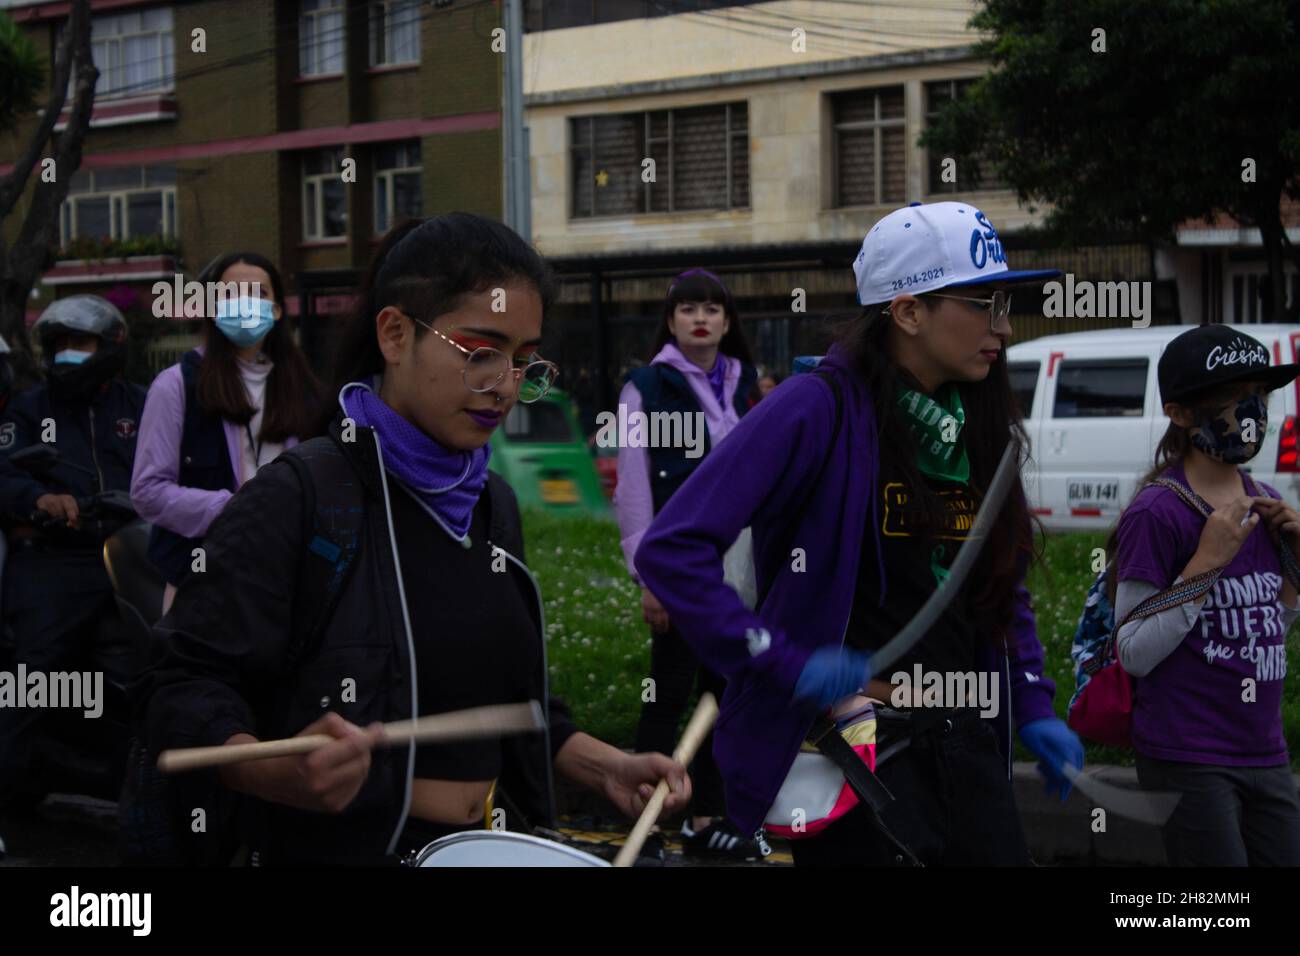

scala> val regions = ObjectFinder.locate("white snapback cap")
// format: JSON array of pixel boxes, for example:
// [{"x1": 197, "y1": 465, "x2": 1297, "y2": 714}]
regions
[{"x1": 852, "y1": 201, "x2": 1061, "y2": 306}]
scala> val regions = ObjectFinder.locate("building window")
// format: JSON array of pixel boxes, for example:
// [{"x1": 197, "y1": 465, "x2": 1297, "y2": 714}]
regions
[
  {"x1": 1228, "y1": 266, "x2": 1300, "y2": 323},
  {"x1": 374, "y1": 141, "x2": 422, "y2": 234},
  {"x1": 925, "y1": 79, "x2": 1006, "y2": 194},
  {"x1": 60, "y1": 166, "x2": 177, "y2": 245},
  {"x1": 370, "y1": 0, "x2": 420, "y2": 66},
  {"x1": 570, "y1": 102, "x2": 748, "y2": 218},
  {"x1": 83, "y1": 7, "x2": 175, "y2": 98},
  {"x1": 831, "y1": 86, "x2": 905, "y2": 208},
  {"x1": 303, "y1": 148, "x2": 348, "y2": 240},
  {"x1": 301, "y1": 0, "x2": 345, "y2": 76}
]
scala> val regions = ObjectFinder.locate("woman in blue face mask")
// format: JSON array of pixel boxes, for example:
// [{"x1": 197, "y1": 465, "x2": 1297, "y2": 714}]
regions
[{"x1": 130, "y1": 252, "x2": 321, "y2": 614}]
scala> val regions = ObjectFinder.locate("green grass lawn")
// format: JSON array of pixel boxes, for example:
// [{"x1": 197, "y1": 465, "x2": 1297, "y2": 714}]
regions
[{"x1": 524, "y1": 510, "x2": 1300, "y2": 767}]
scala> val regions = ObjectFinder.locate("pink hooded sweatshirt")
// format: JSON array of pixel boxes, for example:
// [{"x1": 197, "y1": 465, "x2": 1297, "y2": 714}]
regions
[{"x1": 612, "y1": 341, "x2": 745, "y2": 585}]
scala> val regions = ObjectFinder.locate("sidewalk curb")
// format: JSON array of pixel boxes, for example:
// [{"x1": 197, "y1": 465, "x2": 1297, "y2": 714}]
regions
[{"x1": 558, "y1": 760, "x2": 1300, "y2": 865}]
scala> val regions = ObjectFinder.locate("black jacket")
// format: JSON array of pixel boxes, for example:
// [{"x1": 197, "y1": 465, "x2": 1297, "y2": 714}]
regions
[
  {"x1": 0, "y1": 379, "x2": 145, "y2": 530},
  {"x1": 132, "y1": 413, "x2": 578, "y2": 865}
]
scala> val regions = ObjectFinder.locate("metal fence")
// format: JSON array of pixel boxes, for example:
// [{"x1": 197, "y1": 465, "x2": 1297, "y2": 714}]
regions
[{"x1": 140, "y1": 331, "x2": 201, "y2": 382}]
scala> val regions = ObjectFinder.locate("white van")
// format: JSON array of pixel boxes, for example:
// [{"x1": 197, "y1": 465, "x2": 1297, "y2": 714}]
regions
[{"x1": 1007, "y1": 324, "x2": 1300, "y2": 532}]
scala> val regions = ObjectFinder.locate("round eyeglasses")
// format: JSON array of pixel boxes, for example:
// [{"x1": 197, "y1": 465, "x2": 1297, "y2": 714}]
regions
[{"x1": 407, "y1": 315, "x2": 559, "y2": 404}]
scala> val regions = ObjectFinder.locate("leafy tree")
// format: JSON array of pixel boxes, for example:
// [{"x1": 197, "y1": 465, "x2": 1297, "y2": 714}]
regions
[{"x1": 924, "y1": 0, "x2": 1300, "y2": 320}]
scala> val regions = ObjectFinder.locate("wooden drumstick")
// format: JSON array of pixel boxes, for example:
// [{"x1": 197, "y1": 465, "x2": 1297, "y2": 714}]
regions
[
  {"x1": 613, "y1": 692, "x2": 718, "y2": 868},
  {"x1": 157, "y1": 701, "x2": 545, "y2": 774}
]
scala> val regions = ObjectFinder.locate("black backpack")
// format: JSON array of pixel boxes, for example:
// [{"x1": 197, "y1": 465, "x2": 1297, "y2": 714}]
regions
[{"x1": 118, "y1": 437, "x2": 364, "y2": 865}]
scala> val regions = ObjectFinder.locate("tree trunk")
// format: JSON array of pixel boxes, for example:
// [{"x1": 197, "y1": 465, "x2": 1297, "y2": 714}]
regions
[{"x1": 0, "y1": 0, "x2": 97, "y2": 385}]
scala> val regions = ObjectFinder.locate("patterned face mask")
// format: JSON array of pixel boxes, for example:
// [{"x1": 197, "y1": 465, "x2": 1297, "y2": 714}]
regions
[{"x1": 1188, "y1": 393, "x2": 1268, "y2": 464}]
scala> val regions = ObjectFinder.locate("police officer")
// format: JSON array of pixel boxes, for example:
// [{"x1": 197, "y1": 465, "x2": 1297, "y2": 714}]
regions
[{"x1": 0, "y1": 295, "x2": 145, "y2": 814}]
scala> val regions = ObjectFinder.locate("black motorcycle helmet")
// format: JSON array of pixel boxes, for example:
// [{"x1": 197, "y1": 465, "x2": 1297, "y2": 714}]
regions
[{"x1": 33, "y1": 295, "x2": 128, "y2": 401}]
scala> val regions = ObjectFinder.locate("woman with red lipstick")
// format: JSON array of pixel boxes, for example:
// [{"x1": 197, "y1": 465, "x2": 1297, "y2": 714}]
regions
[
  {"x1": 613, "y1": 267, "x2": 764, "y2": 860},
  {"x1": 133, "y1": 214, "x2": 691, "y2": 865}
]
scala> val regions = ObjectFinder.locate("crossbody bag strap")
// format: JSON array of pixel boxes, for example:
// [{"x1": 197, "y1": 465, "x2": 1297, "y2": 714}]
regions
[
  {"x1": 1149, "y1": 471, "x2": 1300, "y2": 592},
  {"x1": 1239, "y1": 471, "x2": 1300, "y2": 590},
  {"x1": 1114, "y1": 476, "x2": 1221, "y2": 633}
]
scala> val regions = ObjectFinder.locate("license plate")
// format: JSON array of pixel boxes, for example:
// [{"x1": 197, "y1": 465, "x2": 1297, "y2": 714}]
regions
[
  {"x1": 540, "y1": 479, "x2": 578, "y2": 504},
  {"x1": 1067, "y1": 478, "x2": 1121, "y2": 510}
]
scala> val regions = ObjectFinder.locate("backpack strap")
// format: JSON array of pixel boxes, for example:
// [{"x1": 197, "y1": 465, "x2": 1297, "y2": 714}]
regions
[
  {"x1": 756, "y1": 368, "x2": 843, "y2": 608},
  {"x1": 279, "y1": 438, "x2": 365, "y2": 669}
]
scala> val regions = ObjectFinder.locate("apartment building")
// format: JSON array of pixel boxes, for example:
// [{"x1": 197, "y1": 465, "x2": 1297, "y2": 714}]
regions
[{"x1": 1, "y1": 0, "x2": 503, "y2": 367}]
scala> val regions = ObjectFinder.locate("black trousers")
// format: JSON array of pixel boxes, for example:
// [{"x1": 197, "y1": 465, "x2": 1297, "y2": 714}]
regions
[
  {"x1": 789, "y1": 712, "x2": 1031, "y2": 867},
  {"x1": 0, "y1": 547, "x2": 117, "y2": 801},
  {"x1": 633, "y1": 621, "x2": 727, "y2": 819},
  {"x1": 1135, "y1": 754, "x2": 1300, "y2": 866}
]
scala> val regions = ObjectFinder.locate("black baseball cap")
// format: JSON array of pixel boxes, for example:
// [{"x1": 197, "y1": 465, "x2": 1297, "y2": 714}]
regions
[{"x1": 1158, "y1": 325, "x2": 1300, "y2": 405}]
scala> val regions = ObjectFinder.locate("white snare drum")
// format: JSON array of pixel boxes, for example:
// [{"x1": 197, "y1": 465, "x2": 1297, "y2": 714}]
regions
[{"x1": 412, "y1": 830, "x2": 611, "y2": 867}]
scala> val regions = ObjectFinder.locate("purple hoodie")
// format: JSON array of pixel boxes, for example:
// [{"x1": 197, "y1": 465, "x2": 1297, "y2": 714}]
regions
[
  {"x1": 613, "y1": 342, "x2": 744, "y2": 584},
  {"x1": 633, "y1": 342, "x2": 1056, "y2": 833}
]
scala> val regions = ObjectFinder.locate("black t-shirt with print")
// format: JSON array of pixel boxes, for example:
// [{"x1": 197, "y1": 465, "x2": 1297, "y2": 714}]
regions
[{"x1": 846, "y1": 453, "x2": 983, "y2": 679}]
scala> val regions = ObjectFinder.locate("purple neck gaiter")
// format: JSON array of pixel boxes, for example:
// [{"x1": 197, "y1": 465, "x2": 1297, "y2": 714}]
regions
[
  {"x1": 707, "y1": 353, "x2": 728, "y2": 408},
  {"x1": 670, "y1": 340, "x2": 729, "y2": 407},
  {"x1": 338, "y1": 377, "x2": 490, "y2": 541}
]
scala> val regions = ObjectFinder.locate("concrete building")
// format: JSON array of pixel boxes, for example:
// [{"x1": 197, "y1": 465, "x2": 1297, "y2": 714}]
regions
[
  {"x1": 521, "y1": 1, "x2": 1165, "y2": 421},
  {"x1": 1157, "y1": 196, "x2": 1300, "y2": 327}
]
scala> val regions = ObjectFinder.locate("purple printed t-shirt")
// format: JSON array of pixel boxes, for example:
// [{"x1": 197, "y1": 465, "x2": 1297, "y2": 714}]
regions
[{"x1": 1116, "y1": 461, "x2": 1290, "y2": 766}]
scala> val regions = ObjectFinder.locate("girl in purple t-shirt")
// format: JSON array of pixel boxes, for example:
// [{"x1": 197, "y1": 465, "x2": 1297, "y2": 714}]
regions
[{"x1": 1113, "y1": 324, "x2": 1300, "y2": 866}]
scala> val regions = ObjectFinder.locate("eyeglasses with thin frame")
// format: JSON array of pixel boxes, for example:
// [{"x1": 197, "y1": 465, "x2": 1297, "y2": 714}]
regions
[
  {"x1": 405, "y1": 313, "x2": 559, "y2": 404},
  {"x1": 924, "y1": 291, "x2": 1013, "y2": 332}
]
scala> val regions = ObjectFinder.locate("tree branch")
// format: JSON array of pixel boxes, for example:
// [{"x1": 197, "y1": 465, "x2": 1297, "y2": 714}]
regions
[
  {"x1": 0, "y1": 0, "x2": 92, "y2": 222},
  {"x1": 13, "y1": 24, "x2": 97, "y2": 281}
]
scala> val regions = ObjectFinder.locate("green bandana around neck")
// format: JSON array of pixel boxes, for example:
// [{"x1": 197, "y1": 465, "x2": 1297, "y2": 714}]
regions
[{"x1": 896, "y1": 382, "x2": 971, "y2": 483}]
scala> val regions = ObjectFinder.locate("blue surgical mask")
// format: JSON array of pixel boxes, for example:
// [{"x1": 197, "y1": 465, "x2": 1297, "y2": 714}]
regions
[
  {"x1": 53, "y1": 349, "x2": 93, "y2": 365},
  {"x1": 214, "y1": 296, "x2": 276, "y2": 348}
]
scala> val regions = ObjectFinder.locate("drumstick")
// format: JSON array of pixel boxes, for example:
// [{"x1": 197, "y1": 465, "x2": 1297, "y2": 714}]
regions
[
  {"x1": 157, "y1": 701, "x2": 545, "y2": 774},
  {"x1": 613, "y1": 692, "x2": 718, "y2": 868}
]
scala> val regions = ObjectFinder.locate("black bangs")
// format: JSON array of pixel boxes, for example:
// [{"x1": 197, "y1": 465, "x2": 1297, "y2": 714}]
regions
[{"x1": 666, "y1": 271, "x2": 730, "y2": 308}]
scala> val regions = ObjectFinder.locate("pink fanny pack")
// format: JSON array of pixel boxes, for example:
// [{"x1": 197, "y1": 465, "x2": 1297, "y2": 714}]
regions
[{"x1": 763, "y1": 700, "x2": 877, "y2": 839}]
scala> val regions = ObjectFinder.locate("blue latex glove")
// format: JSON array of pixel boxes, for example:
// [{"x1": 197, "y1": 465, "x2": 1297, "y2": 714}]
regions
[
  {"x1": 793, "y1": 647, "x2": 872, "y2": 710},
  {"x1": 1019, "y1": 717, "x2": 1084, "y2": 802}
]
